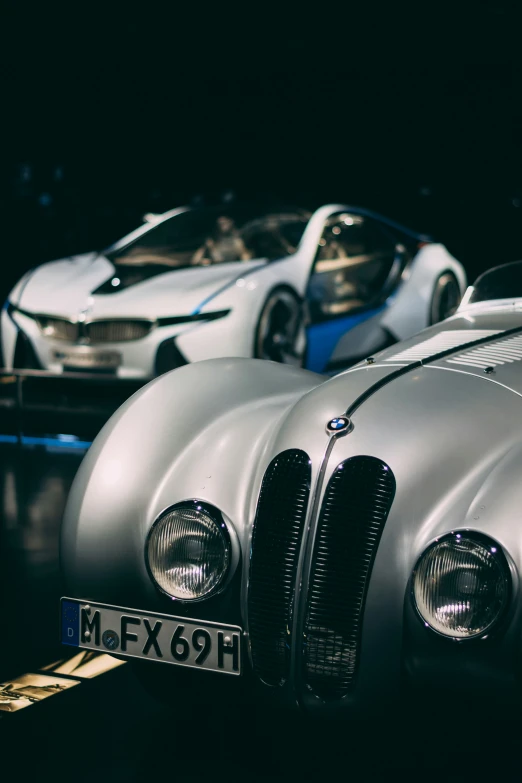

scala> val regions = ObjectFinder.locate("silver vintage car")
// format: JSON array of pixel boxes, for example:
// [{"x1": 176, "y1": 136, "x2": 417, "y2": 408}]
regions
[{"x1": 60, "y1": 260, "x2": 522, "y2": 715}]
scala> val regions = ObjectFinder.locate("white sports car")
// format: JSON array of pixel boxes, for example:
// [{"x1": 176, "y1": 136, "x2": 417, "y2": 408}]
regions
[{"x1": 2, "y1": 204, "x2": 466, "y2": 378}]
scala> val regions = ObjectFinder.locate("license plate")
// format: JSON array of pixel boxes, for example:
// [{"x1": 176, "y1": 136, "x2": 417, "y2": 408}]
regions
[
  {"x1": 61, "y1": 598, "x2": 242, "y2": 676},
  {"x1": 53, "y1": 349, "x2": 122, "y2": 369}
]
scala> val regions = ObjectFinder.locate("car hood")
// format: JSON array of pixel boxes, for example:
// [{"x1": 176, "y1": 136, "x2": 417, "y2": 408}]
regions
[
  {"x1": 363, "y1": 307, "x2": 522, "y2": 396},
  {"x1": 16, "y1": 253, "x2": 267, "y2": 319}
]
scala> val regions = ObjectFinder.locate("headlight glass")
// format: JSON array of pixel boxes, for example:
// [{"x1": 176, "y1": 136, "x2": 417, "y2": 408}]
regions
[
  {"x1": 413, "y1": 533, "x2": 510, "y2": 639},
  {"x1": 35, "y1": 316, "x2": 78, "y2": 341},
  {"x1": 146, "y1": 504, "x2": 231, "y2": 601}
]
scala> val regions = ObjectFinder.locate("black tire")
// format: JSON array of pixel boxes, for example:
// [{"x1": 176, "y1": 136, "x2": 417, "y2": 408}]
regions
[
  {"x1": 429, "y1": 271, "x2": 461, "y2": 325},
  {"x1": 253, "y1": 287, "x2": 306, "y2": 366}
]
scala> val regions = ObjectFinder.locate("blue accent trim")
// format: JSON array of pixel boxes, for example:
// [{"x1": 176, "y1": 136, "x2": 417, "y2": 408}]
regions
[
  {"x1": 0, "y1": 434, "x2": 92, "y2": 450},
  {"x1": 61, "y1": 599, "x2": 80, "y2": 647},
  {"x1": 191, "y1": 208, "x2": 427, "y2": 316},
  {"x1": 192, "y1": 264, "x2": 263, "y2": 315},
  {"x1": 5, "y1": 300, "x2": 22, "y2": 337},
  {"x1": 306, "y1": 306, "x2": 385, "y2": 373}
]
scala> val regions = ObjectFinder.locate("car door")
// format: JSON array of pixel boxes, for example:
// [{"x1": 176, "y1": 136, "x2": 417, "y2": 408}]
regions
[{"x1": 305, "y1": 212, "x2": 405, "y2": 372}]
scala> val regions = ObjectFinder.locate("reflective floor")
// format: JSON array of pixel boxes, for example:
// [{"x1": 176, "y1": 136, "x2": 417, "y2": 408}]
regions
[
  {"x1": 0, "y1": 441, "x2": 86, "y2": 680},
  {"x1": 0, "y1": 440, "x2": 521, "y2": 782}
]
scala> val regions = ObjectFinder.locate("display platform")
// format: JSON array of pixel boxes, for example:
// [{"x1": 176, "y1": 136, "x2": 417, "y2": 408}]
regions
[{"x1": 0, "y1": 370, "x2": 148, "y2": 442}]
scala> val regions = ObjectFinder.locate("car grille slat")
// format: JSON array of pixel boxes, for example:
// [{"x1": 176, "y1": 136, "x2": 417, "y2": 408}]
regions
[
  {"x1": 248, "y1": 449, "x2": 311, "y2": 686},
  {"x1": 303, "y1": 456, "x2": 395, "y2": 700},
  {"x1": 35, "y1": 316, "x2": 153, "y2": 343},
  {"x1": 85, "y1": 320, "x2": 152, "y2": 343}
]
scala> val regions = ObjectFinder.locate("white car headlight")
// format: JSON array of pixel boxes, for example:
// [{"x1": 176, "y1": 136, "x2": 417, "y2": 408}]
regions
[
  {"x1": 412, "y1": 532, "x2": 510, "y2": 639},
  {"x1": 146, "y1": 503, "x2": 231, "y2": 601}
]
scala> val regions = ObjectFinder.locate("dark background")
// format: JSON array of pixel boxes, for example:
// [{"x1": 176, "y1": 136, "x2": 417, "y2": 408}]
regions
[
  {"x1": 1, "y1": 1, "x2": 520, "y2": 299},
  {"x1": 0, "y1": 8, "x2": 521, "y2": 774}
]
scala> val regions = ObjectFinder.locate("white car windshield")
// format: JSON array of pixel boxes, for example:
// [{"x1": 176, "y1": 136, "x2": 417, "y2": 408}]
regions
[{"x1": 105, "y1": 207, "x2": 310, "y2": 270}]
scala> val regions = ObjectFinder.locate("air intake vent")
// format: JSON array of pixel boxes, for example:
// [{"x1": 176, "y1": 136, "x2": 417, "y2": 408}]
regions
[
  {"x1": 248, "y1": 449, "x2": 311, "y2": 686},
  {"x1": 446, "y1": 334, "x2": 522, "y2": 369},
  {"x1": 304, "y1": 456, "x2": 395, "y2": 700},
  {"x1": 386, "y1": 330, "x2": 502, "y2": 362}
]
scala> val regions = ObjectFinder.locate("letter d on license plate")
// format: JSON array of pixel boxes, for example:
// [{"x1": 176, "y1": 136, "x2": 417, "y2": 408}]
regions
[{"x1": 61, "y1": 598, "x2": 242, "y2": 675}]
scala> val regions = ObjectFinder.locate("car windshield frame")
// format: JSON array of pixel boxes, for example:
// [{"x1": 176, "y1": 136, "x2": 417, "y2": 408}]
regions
[
  {"x1": 469, "y1": 260, "x2": 522, "y2": 304},
  {"x1": 102, "y1": 205, "x2": 312, "y2": 270}
]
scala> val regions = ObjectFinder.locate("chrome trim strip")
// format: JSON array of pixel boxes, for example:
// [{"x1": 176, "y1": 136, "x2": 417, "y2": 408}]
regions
[
  {"x1": 289, "y1": 422, "x2": 353, "y2": 705},
  {"x1": 342, "y1": 326, "x2": 522, "y2": 418}
]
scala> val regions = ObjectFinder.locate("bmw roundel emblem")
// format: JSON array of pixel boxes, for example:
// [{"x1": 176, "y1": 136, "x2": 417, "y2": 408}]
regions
[
  {"x1": 102, "y1": 629, "x2": 120, "y2": 651},
  {"x1": 326, "y1": 415, "x2": 353, "y2": 435}
]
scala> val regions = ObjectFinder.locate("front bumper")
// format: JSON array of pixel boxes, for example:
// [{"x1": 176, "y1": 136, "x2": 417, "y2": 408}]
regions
[
  {"x1": 59, "y1": 587, "x2": 522, "y2": 716},
  {"x1": 2, "y1": 306, "x2": 245, "y2": 378},
  {"x1": 2, "y1": 309, "x2": 197, "y2": 378}
]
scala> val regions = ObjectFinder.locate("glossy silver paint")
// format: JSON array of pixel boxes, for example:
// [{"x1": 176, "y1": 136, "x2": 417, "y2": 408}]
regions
[{"x1": 61, "y1": 300, "x2": 522, "y2": 713}]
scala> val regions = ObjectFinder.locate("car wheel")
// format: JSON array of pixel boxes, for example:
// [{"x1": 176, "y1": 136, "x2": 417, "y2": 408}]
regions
[
  {"x1": 254, "y1": 288, "x2": 306, "y2": 366},
  {"x1": 429, "y1": 271, "x2": 461, "y2": 324}
]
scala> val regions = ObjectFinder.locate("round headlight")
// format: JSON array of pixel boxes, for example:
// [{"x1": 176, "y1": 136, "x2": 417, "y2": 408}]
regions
[
  {"x1": 146, "y1": 503, "x2": 231, "y2": 601},
  {"x1": 412, "y1": 533, "x2": 510, "y2": 639}
]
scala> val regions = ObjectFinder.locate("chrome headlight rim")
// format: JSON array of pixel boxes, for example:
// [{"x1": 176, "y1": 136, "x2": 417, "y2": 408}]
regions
[
  {"x1": 411, "y1": 530, "x2": 512, "y2": 642},
  {"x1": 145, "y1": 500, "x2": 233, "y2": 604}
]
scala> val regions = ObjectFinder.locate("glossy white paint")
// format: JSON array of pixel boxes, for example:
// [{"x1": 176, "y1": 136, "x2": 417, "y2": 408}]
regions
[{"x1": 2, "y1": 204, "x2": 466, "y2": 376}]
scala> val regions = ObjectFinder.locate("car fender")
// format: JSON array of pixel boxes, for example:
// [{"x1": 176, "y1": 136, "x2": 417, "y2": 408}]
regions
[
  {"x1": 380, "y1": 243, "x2": 466, "y2": 341},
  {"x1": 7, "y1": 267, "x2": 38, "y2": 307},
  {"x1": 175, "y1": 260, "x2": 307, "y2": 362},
  {"x1": 403, "y1": 437, "x2": 522, "y2": 689},
  {"x1": 60, "y1": 358, "x2": 325, "y2": 602}
]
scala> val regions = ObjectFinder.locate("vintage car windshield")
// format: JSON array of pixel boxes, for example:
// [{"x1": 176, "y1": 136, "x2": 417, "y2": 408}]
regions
[
  {"x1": 104, "y1": 207, "x2": 311, "y2": 269},
  {"x1": 469, "y1": 260, "x2": 522, "y2": 303}
]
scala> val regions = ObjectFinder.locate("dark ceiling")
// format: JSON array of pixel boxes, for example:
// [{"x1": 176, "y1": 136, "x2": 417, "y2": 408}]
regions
[{"x1": 1, "y1": 1, "x2": 519, "y2": 288}]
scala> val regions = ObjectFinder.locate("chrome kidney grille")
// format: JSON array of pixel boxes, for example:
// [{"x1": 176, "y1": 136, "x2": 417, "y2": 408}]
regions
[
  {"x1": 84, "y1": 320, "x2": 152, "y2": 343},
  {"x1": 248, "y1": 452, "x2": 395, "y2": 699},
  {"x1": 35, "y1": 317, "x2": 153, "y2": 343},
  {"x1": 247, "y1": 449, "x2": 311, "y2": 686},
  {"x1": 303, "y1": 456, "x2": 396, "y2": 699}
]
